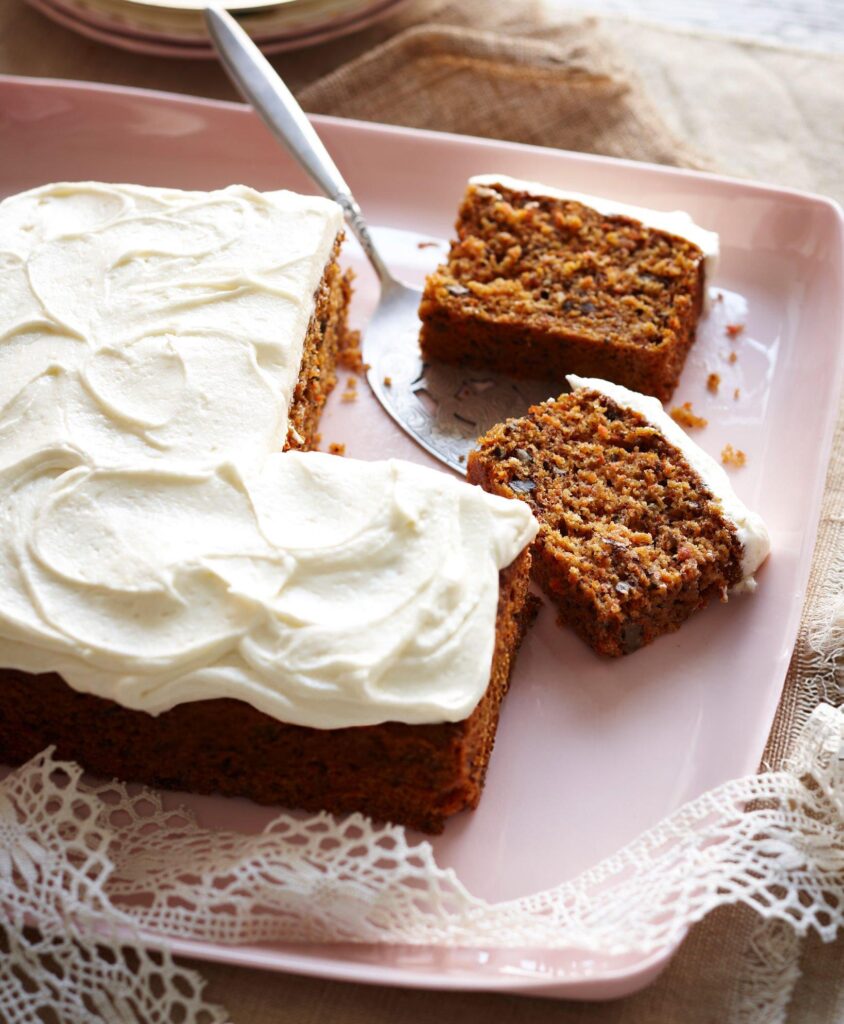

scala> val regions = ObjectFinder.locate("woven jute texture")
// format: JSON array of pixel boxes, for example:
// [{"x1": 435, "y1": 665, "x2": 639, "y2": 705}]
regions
[
  {"x1": 0, "y1": 0, "x2": 842, "y2": 1018},
  {"x1": 298, "y1": 22, "x2": 712, "y2": 170}
]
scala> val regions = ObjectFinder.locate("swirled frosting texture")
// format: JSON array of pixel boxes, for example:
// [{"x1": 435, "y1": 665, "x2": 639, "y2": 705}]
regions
[{"x1": 0, "y1": 182, "x2": 537, "y2": 728}]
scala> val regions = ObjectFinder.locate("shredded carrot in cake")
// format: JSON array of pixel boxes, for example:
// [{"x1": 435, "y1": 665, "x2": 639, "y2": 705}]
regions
[
  {"x1": 721, "y1": 444, "x2": 746, "y2": 467},
  {"x1": 670, "y1": 402, "x2": 708, "y2": 429},
  {"x1": 706, "y1": 373, "x2": 721, "y2": 394}
]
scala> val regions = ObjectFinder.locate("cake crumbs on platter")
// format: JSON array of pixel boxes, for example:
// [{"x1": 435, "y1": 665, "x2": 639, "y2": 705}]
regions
[
  {"x1": 337, "y1": 331, "x2": 369, "y2": 374},
  {"x1": 726, "y1": 323, "x2": 744, "y2": 338},
  {"x1": 383, "y1": 376, "x2": 392, "y2": 387},
  {"x1": 706, "y1": 373, "x2": 721, "y2": 394},
  {"x1": 670, "y1": 402, "x2": 708, "y2": 429},
  {"x1": 417, "y1": 240, "x2": 439, "y2": 249},
  {"x1": 734, "y1": 387, "x2": 741, "y2": 400},
  {"x1": 328, "y1": 442, "x2": 346, "y2": 456},
  {"x1": 727, "y1": 352, "x2": 738, "y2": 365},
  {"x1": 721, "y1": 444, "x2": 746, "y2": 468},
  {"x1": 341, "y1": 377, "x2": 358, "y2": 402}
]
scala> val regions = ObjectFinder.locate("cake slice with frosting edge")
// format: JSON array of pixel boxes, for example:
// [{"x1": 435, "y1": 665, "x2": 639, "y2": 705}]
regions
[
  {"x1": 468, "y1": 375, "x2": 770, "y2": 657},
  {"x1": 419, "y1": 174, "x2": 718, "y2": 400}
]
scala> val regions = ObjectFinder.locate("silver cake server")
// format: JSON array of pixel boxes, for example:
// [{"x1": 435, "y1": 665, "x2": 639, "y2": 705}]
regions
[{"x1": 205, "y1": 6, "x2": 551, "y2": 473}]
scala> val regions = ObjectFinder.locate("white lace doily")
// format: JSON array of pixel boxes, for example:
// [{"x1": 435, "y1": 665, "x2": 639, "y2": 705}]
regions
[{"x1": 2, "y1": 554, "x2": 842, "y2": 1021}]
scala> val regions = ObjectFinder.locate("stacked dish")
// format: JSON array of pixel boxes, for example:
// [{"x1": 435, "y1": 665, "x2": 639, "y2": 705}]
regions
[{"x1": 24, "y1": 0, "x2": 410, "y2": 57}]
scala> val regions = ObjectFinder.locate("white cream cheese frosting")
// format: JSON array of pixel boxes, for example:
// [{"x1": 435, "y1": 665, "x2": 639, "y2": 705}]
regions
[
  {"x1": 469, "y1": 173, "x2": 720, "y2": 284},
  {"x1": 0, "y1": 182, "x2": 538, "y2": 728},
  {"x1": 567, "y1": 375, "x2": 770, "y2": 589}
]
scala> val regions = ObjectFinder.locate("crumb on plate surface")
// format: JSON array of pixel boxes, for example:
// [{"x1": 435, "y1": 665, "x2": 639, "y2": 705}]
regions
[
  {"x1": 670, "y1": 401, "x2": 708, "y2": 429},
  {"x1": 721, "y1": 443, "x2": 747, "y2": 467}
]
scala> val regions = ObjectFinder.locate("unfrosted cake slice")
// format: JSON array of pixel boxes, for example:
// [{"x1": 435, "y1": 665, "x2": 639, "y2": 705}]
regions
[
  {"x1": 419, "y1": 175, "x2": 718, "y2": 401},
  {"x1": 468, "y1": 376, "x2": 769, "y2": 657},
  {"x1": 0, "y1": 182, "x2": 539, "y2": 833}
]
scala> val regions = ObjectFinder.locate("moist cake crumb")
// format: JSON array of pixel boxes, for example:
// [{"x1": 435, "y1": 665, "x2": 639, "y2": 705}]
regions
[
  {"x1": 706, "y1": 373, "x2": 721, "y2": 394},
  {"x1": 337, "y1": 330, "x2": 367, "y2": 373},
  {"x1": 328, "y1": 442, "x2": 346, "y2": 456},
  {"x1": 721, "y1": 444, "x2": 746, "y2": 467},
  {"x1": 340, "y1": 376, "x2": 358, "y2": 403},
  {"x1": 670, "y1": 401, "x2": 708, "y2": 429},
  {"x1": 284, "y1": 234, "x2": 356, "y2": 451},
  {"x1": 727, "y1": 352, "x2": 738, "y2": 365}
]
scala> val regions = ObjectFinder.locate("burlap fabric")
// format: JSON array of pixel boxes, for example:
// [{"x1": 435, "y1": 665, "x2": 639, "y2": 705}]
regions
[{"x1": 0, "y1": 0, "x2": 842, "y2": 1019}]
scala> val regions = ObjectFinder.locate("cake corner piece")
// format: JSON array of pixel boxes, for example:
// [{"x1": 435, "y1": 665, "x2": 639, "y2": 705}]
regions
[{"x1": 419, "y1": 174, "x2": 718, "y2": 401}]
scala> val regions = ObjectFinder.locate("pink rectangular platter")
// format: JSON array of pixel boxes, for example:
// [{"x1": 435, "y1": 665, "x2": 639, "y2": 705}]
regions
[{"x1": 0, "y1": 75, "x2": 842, "y2": 1000}]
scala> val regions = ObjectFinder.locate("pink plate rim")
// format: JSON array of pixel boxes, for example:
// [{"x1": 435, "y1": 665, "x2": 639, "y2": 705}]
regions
[{"x1": 1, "y1": 73, "x2": 840, "y2": 218}]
